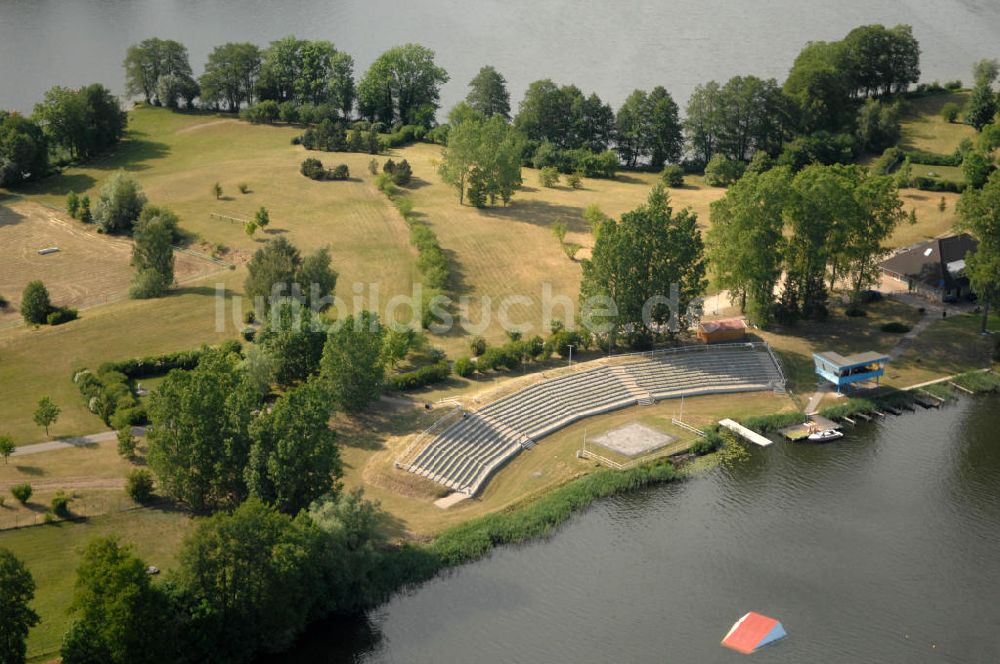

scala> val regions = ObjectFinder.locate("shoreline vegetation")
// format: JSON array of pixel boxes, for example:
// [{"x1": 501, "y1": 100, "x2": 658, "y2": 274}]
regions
[{"x1": 1, "y1": 20, "x2": 1000, "y2": 664}]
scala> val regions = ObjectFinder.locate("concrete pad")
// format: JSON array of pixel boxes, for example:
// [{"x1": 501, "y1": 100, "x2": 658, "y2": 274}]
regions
[
  {"x1": 435, "y1": 492, "x2": 471, "y2": 509},
  {"x1": 590, "y1": 422, "x2": 675, "y2": 457}
]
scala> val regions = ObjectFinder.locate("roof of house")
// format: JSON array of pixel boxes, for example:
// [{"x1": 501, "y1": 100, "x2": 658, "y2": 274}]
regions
[
  {"x1": 814, "y1": 351, "x2": 889, "y2": 369},
  {"x1": 879, "y1": 234, "x2": 978, "y2": 290},
  {"x1": 698, "y1": 318, "x2": 747, "y2": 334}
]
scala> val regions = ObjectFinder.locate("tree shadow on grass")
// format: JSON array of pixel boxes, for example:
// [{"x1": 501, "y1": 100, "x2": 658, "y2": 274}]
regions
[
  {"x1": 15, "y1": 172, "x2": 97, "y2": 197},
  {"x1": 169, "y1": 284, "x2": 221, "y2": 298},
  {"x1": 479, "y1": 198, "x2": 589, "y2": 233},
  {"x1": 614, "y1": 173, "x2": 651, "y2": 185},
  {"x1": 83, "y1": 134, "x2": 171, "y2": 173},
  {"x1": 12, "y1": 465, "x2": 45, "y2": 476}
]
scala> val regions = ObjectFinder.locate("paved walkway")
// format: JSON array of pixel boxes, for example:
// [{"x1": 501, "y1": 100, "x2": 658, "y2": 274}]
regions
[{"x1": 10, "y1": 427, "x2": 145, "y2": 457}]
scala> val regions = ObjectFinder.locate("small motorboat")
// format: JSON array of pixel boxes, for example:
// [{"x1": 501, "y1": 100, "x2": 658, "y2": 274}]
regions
[{"x1": 807, "y1": 428, "x2": 844, "y2": 442}]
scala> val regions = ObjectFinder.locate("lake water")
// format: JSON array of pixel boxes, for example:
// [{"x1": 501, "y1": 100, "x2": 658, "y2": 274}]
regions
[
  {"x1": 284, "y1": 395, "x2": 1000, "y2": 663},
  {"x1": 2, "y1": 0, "x2": 1000, "y2": 115}
]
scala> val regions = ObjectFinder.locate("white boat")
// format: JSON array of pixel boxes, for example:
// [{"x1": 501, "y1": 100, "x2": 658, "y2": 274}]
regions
[{"x1": 807, "y1": 429, "x2": 844, "y2": 442}]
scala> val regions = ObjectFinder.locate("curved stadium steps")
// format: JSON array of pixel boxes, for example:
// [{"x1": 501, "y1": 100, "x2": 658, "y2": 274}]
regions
[{"x1": 407, "y1": 344, "x2": 784, "y2": 495}]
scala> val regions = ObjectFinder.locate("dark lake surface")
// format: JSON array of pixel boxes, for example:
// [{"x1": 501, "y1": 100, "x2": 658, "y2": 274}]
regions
[
  {"x1": 3, "y1": 0, "x2": 1000, "y2": 114},
  {"x1": 285, "y1": 395, "x2": 1000, "y2": 663}
]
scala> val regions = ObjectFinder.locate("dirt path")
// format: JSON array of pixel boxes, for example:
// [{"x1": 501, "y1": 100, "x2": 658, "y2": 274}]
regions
[{"x1": 10, "y1": 427, "x2": 145, "y2": 457}]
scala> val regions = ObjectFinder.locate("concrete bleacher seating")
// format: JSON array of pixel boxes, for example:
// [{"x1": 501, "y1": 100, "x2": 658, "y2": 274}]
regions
[{"x1": 407, "y1": 343, "x2": 784, "y2": 496}]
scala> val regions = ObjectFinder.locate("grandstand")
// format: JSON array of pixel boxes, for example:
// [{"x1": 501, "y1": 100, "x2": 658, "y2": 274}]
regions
[{"x1": 404, "y1": 342, "x2": 785, "y2": 496}]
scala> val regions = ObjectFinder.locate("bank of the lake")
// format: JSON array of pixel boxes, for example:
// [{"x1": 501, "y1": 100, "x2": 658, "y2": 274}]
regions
[{"x1": 280, "y1": 393, "x2": 1000, "y2": 663}]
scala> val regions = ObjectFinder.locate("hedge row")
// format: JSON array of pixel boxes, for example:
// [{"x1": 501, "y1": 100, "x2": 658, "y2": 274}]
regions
[
  {"x1": 386, "y1": 361, "x2": 451, "y2": 391},
  {"x1": 911, "y1": 175, "x2": 966, "y2": 193},
  {"x1": 94, "y1": 340, "x2": 242, "y2": 379},
  {"x1": 904, "y1": 149, "x2": 962, "y2": 167},
  {"x1": 819, "y1": 397, "x2": 877, "y2": 420}
]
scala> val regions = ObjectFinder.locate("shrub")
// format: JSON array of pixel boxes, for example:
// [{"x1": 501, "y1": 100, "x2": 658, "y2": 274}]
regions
[
  {"x1": 290, "y1": 135, "x2": 302, "y2": 146},
  {"x1": 238, "y1": 182, "x2": 250, "y2": 194},
  {"x1": 963, "y1": 151, "x2": 993, "y2": 188},
  {"x1": 11, "y1": 483, "x2": 32, "y2": 504},
  {"x1": 329, "y1": 164, "x2": 350, "y2": 181},
  {"x1": 392, "y1": 159, "x2": 413, "y2": 186},
  {"x1": 704, "y1": 153, "x2": 746, "y2": 186},
  {"x1": 880, "y1": 321, "x2": 911, "y2": 333},
  {"x1": 50, "y1": 491, "x2": 71, "y2": 518},
  {"x1": 567, "y1": 172, "x2": 583, "y2": 189},
  {"x1": 126, "y1": 469, "x2": 155, "y2": 503},
  {"x1": 66, "y1": 191, "x2": 80, "y2": 218},
  {"x1": 980, "y1": 124, "x2": 1000, "y2": 153},
  {"x1": 387, "y1": 361, "x2": 451, "y2": 390},
  {"x1": 845, "y1": 306, "x2": 868, "y2": 317},
  {"x1": 241, "y1": 326, "x2": 256, "y2": 342},
  {"x1": 300, "y1": 157, "x2": 326, "y2": 180},
  {"x1": 78, "y1": 195, "x2": 92, "y2": 223},
  {"x1": 368, "y1": 158, "x2": 379, "y2": 175},
  {"x1": 20, "y1": 280, "x2": 52, "y2": 325},
  {"x1": 469, "y1": 335, "x2": 487, "y2": 356},
  {"x1": 539, "y1": 166, "x2": 560, "y2": 188},
  {"x1": 0, "y1": 293, "x2": 7, "y2": 310},
  {"x1": 911, "y1": 175, "x2": 965, "y2": 193},
  {"x1": 45, "y1": 306, "x2": 78, "y2": 325},
  {"x1": 661, "y1": 164, "x2": 685, "y2": 187},
  {"x1": 454, "y1": 356, "x2": 475, "y2": 377},
  {"x1": 941, "y1": 102, "x2": 960, "y2": 123},
  {"x1": 690, "y1": 430, "x2": 724, "y2": 456},
  {"x1": 278, "y1": 100, "x2": 299, "y2": 124},
  {"x1": 243, "y1": 310, "x2": 256, "y2": 325}
]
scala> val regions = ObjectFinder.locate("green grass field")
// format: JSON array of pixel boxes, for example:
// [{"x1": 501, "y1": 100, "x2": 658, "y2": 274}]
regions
[
  {"x1": 2, "y1": 508, "x2": 193, "y2": 661},
  {"x1": 899, "y1": 91, "x2": 975, "y2": 154}
]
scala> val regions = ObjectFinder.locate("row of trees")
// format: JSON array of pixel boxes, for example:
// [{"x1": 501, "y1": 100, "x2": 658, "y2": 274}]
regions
[
  {"x1": 707, "y1": 164, "x2": 906, "y2": 324},
  {"x1": 127, "y1": 36, "x2": 447, "y2": 128},
  {"x1": 1, "y1": 83, "x2": 126, "y2": 185}
]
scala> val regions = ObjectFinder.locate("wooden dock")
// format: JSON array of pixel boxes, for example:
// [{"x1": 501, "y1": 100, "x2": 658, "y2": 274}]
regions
[{"x1": 719, "y1": 419, "x2": 773, "y2": 447}]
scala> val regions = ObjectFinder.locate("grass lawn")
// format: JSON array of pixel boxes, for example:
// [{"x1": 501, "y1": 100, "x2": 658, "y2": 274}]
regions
[
  {"x1": 2, "y1": 508, "x2": 193, "y2": 662},
  {"x1": 889, "y1": 311, "x2": 998, "y2": 386},
  {"x1": 0, "y1": 437, "x2": 145, "y2": 529},
  {"x1": 899, "y1": 91, "x2": 975, "y2": 155},
  {"x1": 0, "y1": 268, "x2": 242, "y2": 444},
  {"x1": 757, "y1": 299, "x2": 925, "y2": 398}
]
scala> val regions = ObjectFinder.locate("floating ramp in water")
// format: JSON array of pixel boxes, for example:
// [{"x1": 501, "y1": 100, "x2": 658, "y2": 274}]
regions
[
  {"x1": 722, "y1": 611, "x2": 787, "y2": 654},
  {"x1": 718, "y1": 419, "x2": 773, "y2": 447}
]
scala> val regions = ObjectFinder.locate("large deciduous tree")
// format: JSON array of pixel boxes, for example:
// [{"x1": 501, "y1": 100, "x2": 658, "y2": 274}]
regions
[
  {"x1": 465, "y1": 65, "x2": 511, "y2": 119},
  {"x1": 174, "y1": 498, "x2": 322, "y2": 662},
  {"x1": 245, "y1": 378, "x2": 340, "y2": 514},
  {"x1": 615, "y1": 86, "x2": 683, "y2": 168},
  {"x1": 0, "y1": 111, "x2": 48, "y2": 186},
  {"x1": 320, "y1": 311, "x2": 386, "y2": 412},
  {"x1": 580, "y1": 185, "x2": 706, "y2": 348},
  {"x1": 199, "y1": 42, "x2": 261, "y2": 111},
  {"x1": 123, "y1": 37, "x2": 196, "y2": 106},
  {"x1": 244, "y1": 238, "x2": 338, "y2": 313},
  {"x1": 93, "y1": 170, "x2": 147, "y2": 234},
  {"x1": 357, "y1": 44, "x2": 448, "y2": 127},
  {"x1": 0, "y1": 548, "x2": 39, "y2": 664},
  {"x1": 958, "y1": 170, "x2": 1000, "y2": 331},
  {"x1": 32, "y1": 84, "x2": 126, "y2": 160},
  {"x1": 255, "y1": 300, "x2": 329, "y2": 387},
  {"x1": 146, "y1": 349, "x2": 260, "y2": 511},
  {"x1": 129, "y1": 209, "x2": 175, "y2": 298},
  {"x1": 60, "y1": 537, "x2": 171, "y2": 664},
  {"x1": 707, "y1": 167, "x2": 792, "y2": 324},
  {"x1": 438, "y1": 106, "x2": 524, "y2": 206}
]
